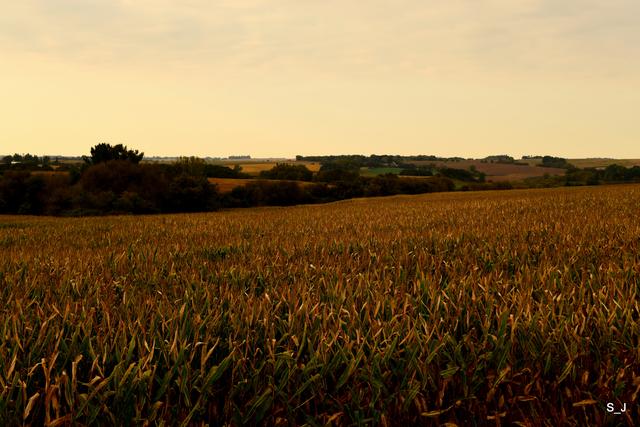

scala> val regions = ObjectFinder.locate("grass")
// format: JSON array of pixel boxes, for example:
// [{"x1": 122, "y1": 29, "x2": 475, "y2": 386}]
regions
[{"x1": 0, "y1": 185, "x2": 639, "y2": 425}]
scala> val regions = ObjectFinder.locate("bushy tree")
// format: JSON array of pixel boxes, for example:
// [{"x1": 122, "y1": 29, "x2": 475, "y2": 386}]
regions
[
  {"x1": 603, "y1": 164, "x2": 628, "y2": 182},
  {"x1": 315, "y1": 162, "x2": 360, "y2": 183},
  {"x1": 229, "y1": 180, "x2": 309, "y2": 207},
  {"x1": 77, "y1": 160, "x2": 170, "y2": 213},
  {"x1": 166, "y1": 174, "x2": 218, "y2": 212},
  {"x1": 0, "y1": 171, "x2": 30, "y2": 213},
  {"x1": 541, "y1": 156, "x2": 572, "y2": 169},
  {"x1": 400, "y1": 167, "x2": 433, "y2": 177},
  {"x1": 173, "y1": 157, "x2": 207, "y2": 176},
  {"x1": 437, "y1": 167, "x2": 479, "y2": 182},
  {"x1": 83, "y1": 143, "x2": 144, "y2": 165},
  {"x1": 484, "y1": 155, "x2": 514, "y2": 163}
]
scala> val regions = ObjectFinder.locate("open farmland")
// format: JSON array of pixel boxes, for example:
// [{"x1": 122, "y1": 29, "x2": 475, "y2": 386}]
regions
[
  {"x1": 220, "y1": 160, "x2": 321, "y2": 176},
  {"x1": 0, "y1": 185, "x2": 639, "y2": 425},
  {"x1": 567, "y1": 159, "x2": 640, "y2": 169},
  {"x1": 520, "y1": 158, "x2": 640, "y2": 169},
  {"x1": 411, "y1": 160, "x2": 565, "y2": 182}
]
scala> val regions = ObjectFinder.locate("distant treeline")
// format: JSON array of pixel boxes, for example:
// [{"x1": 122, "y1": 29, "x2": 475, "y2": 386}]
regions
[
  {"x1": 296, "y1": 154, "x2": 465, "y2": 166},
  {"x1": 2, "y1": 153, "x2": 54, "y2": 169},
  {"x1": 522, "y1": 164, "x2": 640, "y2": 188},
  {"x1": 0, "y1": 164, "x2": 455, "y2": 216},
  {"x1": 2, "y1": 146, "x2": 640, "y2": 216},
  {"x1": 0, "y1": 161, "x2": 217, "y2": 215},
  {"x1": 399, "y1": 164, "x2": 487, "y2": 182},
  {"x1": 228, "y1": 175, "x2": 456, "y2": 208},
  {"x1": 296, "y1": 154, "x2": 574, "y2": 170},
  {"x1": 0, "y1": 145, "x2": 456, "y2": 215}
]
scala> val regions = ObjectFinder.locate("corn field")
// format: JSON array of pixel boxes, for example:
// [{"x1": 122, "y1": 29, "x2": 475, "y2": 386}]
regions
[{"x1": 1, "y1": 185, "x2": 639, "y2": 426}]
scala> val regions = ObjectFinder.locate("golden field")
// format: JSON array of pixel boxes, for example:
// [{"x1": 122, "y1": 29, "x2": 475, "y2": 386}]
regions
[
  {"x1": 0, "y1": 185, "x2": 639, "y2": 425},
  {"x1": 220, "y1": 161, "x2": 322, "y2": 175}
]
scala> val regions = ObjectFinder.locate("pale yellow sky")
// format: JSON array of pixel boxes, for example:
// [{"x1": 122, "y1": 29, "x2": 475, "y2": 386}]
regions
[{"x1": 1, "y1": 1, "x2": 639, "y2": 158}]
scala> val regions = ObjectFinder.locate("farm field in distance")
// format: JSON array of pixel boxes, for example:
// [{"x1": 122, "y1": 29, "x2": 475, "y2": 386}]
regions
[
  {"x1": 218, "y1": 160, "x2": 322, "y2": 175},
  {"x1": 409, "y1": 160, "x2": 566, "y2": 182},
  {"x1": 1, "y1": 185, "x2": 639, "y2": 425},
  {"x1": 533, "y1": 158, "x2": 640, "y2": 169},
  {"x1": 24, "y1": 158, "x2": 640, "y2": 188}
]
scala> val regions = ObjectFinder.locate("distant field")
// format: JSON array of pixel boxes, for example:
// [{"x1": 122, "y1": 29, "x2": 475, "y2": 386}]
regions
[
  {"x1": 569, "y1": 158, "x2": 640, "y2": 168},
  {"x1": 1, "y1": 185, "x2": 638, "y2": 425},
  {"x1": 410, "y1": 159, "x2": 565, "y2": 181},
  {"x1": 360, "y1": 167, "x2": 404, "y2": 176},
  {"x1": 518, "y1": 158, "x2": 640, "y2": 169},
  {"x1": 219, "y1": 160, "x2": 321, "y2": 175}
]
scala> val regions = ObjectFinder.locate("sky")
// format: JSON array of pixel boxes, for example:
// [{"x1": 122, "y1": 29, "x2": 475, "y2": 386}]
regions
[{"x1": 1, "y1": 0, "x2": 639, "y2": 159}]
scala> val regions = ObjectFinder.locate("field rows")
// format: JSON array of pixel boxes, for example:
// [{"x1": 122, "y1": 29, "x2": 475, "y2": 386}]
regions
[{"x1": 1, "y1": 185, "x2": 639, "y2": 425}]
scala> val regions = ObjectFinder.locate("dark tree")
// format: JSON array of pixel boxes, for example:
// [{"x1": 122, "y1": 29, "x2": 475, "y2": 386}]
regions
[
  {"x1": 166, "y1": 174, "x2": 218, "y2": 212},
  {"x1": 540, "y1": 156, "x2": 572, "y2": 169},
  {"x1": 84, "y1": 143, "x2": 144, "y2": 165},
  {"x1": 437, "y1": 167, "x2": 478, "y2": 182},
  {"x1": 259, "y1": 163, "x2": 313, "y2": 181},
  {"x1": 315, "y1": 162, "x2": 360, "y2": 183},
  {"x1": 603, "y1": 164, "x2": 627, "y2": 182},
  {"x1": 171, "y1": 157, "x2": 248, "y2": 179}
]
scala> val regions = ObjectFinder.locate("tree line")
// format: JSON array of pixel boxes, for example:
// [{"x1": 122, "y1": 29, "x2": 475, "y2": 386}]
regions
[
  {"x1": 2, "y1": 145, "x2": 640, "y2": 216},
  {"x1": 0, "y1": 144, "x2": 455, "y2": 215}
]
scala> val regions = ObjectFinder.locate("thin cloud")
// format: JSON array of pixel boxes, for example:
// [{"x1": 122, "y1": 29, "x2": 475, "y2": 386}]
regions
[{"x1": 1, "y1": 0, "x2": 638, "y2": 77}]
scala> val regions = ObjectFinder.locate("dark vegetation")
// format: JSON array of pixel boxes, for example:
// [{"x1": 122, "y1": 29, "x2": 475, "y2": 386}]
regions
[
  {"x1": 2, "y1": 153, "x2": 52, "y2": 169},
  {"x1": 522, "y1": 164, "x2": 640, "y2": 188},
  {"x1": 0, "y1": 146, "x2": 454, "y2": 215},
  {"x1": 400, "y1": 164, "x2": 487, "y2": 183},
  {"x1": 297, "y1": 154, "x2": 465, "y2": 166},
  {"x1": 482, "y1": 154, "x2": 515, "y2": 163},
  {"x1": 82, "y1": 143, "x2": 144, "y2": 165},
  {"x1": 437, "y1": 167, "x2": 485, "y2": 182},
  {"x1": 399, "y1": 166, "x2": 433, "y2": 176},
  {"x1": 522, "y1": 155, "x2": 574, "y2": 168},
  {"x1": 540, "y1": 155, "x2": 574, "y2": 169},
  {"x1": 259, "y1": 163, "x2": 313, "y2": 181},
  {"x1": 480, "y1": 155, "x2": 531, "y2": 166},
  {"x1": 172, "y1": 157, "x2": 249, "y2": 179},
  {"x1": 2, "y1": 148, "x2": 640, "y2": 216}
]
